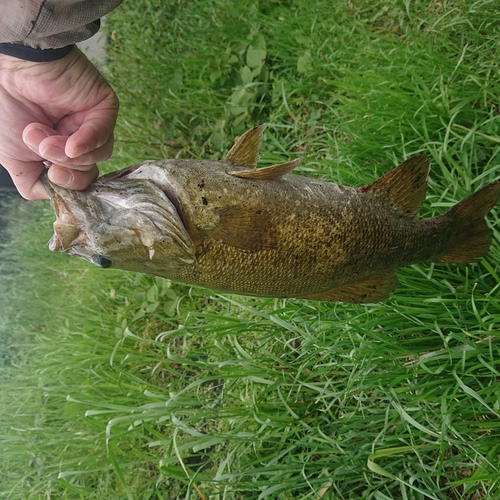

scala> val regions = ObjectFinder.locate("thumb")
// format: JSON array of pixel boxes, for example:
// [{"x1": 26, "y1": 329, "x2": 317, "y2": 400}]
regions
[{"x1": 1, "y1": 159, "x2": 47, "y2": 200}]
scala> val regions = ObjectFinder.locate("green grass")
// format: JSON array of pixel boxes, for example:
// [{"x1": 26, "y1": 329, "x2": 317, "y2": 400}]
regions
[{"x1": 1, "y1": 0, "x2": 500, "y2": 498}]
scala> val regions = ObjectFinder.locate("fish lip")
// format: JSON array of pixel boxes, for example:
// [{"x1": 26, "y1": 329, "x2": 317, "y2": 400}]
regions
[
  {"x1": 40, "y1": 170, "x2": 55, "y2": 200},
  {"x1": 40, "y1": 171, "x2": 78, "y2": 221},
  {"x1": 40, "y1": 170, "x2": 87, "y2": 250}
]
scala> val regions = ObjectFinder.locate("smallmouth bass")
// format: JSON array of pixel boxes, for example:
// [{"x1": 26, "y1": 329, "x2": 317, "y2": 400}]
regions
[{"x1": 42, "y1": 125, "x2": 500, "y2": 303}]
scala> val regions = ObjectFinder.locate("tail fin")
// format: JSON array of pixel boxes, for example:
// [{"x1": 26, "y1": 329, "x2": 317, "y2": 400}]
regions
[{"x1": 436, "y1": 180, "x2": 500, "y2": 264}]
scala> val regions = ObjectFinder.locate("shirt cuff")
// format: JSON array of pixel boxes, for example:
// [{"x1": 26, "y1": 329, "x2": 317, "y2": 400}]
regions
[{"x1": 0, "y1": 43, "x2": 75, "y2": 62}]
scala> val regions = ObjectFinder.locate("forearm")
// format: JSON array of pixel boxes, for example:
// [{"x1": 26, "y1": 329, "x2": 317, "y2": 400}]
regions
[{"x1": 0, "y1": 0, "x2": 123, "y2": 52}]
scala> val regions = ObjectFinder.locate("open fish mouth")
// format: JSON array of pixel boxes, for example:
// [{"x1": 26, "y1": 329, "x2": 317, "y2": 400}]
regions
[
  {"x1": 40, "y1": 172, "x2": 89, "y2": 252},
  {"x1": 40, "y1": 167, "x2": 196, "y2": 272}
]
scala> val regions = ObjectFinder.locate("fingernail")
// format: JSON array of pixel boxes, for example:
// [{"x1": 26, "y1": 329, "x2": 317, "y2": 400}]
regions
[
  {"x1": 41, "y1": 145, "x2": 68, "y2": 163},
  {"x1": 48, "y1": 168, "x2": 74, "y2": 188},
  {"x1": 67, "y1": 143, "x2": 90, "y2": 159}
]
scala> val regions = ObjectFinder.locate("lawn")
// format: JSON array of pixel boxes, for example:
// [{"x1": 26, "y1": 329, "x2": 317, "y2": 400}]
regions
[{"x1": 1, "y1": 0, "x2": 500, "y2": 498}]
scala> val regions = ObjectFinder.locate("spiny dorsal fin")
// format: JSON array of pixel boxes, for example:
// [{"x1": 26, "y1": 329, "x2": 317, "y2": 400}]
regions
[
  {"x1": 224, "y1": 124, "x2": 267, "y2": 168},
  {"x1": 297, "y1": 272, "x2": 399, "y2": 303},
  {"x1": 228, "y1": 158, "x2": 302, "y2": 180},
  {"x1": 358, "y1": 155, "x2": 430, "y2": 217}
]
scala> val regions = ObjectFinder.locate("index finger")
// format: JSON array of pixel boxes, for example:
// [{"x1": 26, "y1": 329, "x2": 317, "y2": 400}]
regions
[{"x1": 59, "y1": 96, "x2": 119, "y2": 159}]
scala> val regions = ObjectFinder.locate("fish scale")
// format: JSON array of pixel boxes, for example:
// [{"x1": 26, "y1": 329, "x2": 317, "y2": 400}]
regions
[{"x1": 41, "y1": 125, "x2": 500, "y2": 303}]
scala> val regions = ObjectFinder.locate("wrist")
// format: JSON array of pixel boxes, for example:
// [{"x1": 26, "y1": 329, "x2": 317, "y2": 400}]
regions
[{"x1": 0, "y1": 43, "x2": 75, "y2": 62}]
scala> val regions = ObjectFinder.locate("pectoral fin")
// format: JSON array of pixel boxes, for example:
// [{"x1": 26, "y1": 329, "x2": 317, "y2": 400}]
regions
[
  {"x1": 228, "y1": 158, "x2": 302, "y2": 180},
  {"x1": 205, "y1": 205, "x2": 277, "y2": 251},
  {"x1": 359, "y1": 155, "x2": 430, "y2": 216},
  {"x1": 298, "y1": 272, "x2": 399, "y2": 303}
]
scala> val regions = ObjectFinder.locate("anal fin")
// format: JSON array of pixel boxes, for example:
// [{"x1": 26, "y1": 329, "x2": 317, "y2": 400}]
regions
[{"x1": 297, "y1": 272, "x2": 399, "y2": 303}]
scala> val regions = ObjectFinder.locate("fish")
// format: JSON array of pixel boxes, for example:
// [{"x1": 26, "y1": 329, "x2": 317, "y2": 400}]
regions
[{"x1": 41, "y1": 125, "x2": 500, "y2": 303}]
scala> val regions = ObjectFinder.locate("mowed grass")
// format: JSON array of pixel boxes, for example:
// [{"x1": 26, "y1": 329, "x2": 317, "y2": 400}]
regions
[{"x1": 1, "y1": 0, "x2": 500, "y2": 498}]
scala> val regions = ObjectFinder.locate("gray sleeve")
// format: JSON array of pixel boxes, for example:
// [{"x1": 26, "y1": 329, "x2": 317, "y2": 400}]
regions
[{"x1": 0, "y1": 0, "x2": 124, "y2": 49}]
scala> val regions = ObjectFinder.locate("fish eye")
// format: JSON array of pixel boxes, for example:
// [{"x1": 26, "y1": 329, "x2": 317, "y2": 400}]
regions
[{"x1": 91, "y1": 255, "x2": 113, "y2": 268}]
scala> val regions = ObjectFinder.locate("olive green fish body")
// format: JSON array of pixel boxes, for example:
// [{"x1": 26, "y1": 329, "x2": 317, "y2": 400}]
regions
[
  {"x1": 159, "y1": 161, "x2": 451, "y2": 299},
  {"x1": 42, "y1": 125, "x2": 500, "y2": 302}
]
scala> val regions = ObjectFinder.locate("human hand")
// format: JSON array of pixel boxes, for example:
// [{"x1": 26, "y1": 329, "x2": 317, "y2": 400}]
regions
[{"x1": 0, "y1": 47, "x2": 119, "y2": 199}]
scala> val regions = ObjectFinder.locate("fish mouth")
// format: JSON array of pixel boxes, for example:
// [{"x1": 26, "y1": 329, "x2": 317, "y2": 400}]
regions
[
  {"x1": 40, "y1": 171, "x2": 88, "y2": 251},
  {"x1": 41, "y1": 167, "x2": 196, "y2": 268}
]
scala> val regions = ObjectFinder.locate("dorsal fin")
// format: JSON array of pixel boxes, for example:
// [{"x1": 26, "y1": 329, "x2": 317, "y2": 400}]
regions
[
  {"x1": 358, "y1": 155, "x2": 430, "y2": 216},
  {"x1": 228, "y1": 158, "x2": 302, "y2": 180},
  {"x1": 224, "y1": 125, "x2": 267, "y2": 168}
]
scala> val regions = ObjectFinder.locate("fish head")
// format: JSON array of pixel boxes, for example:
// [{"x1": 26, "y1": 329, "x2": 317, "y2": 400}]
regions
[{"x1": 41, "y1": 166, "x2": 196, "y2": 274}]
